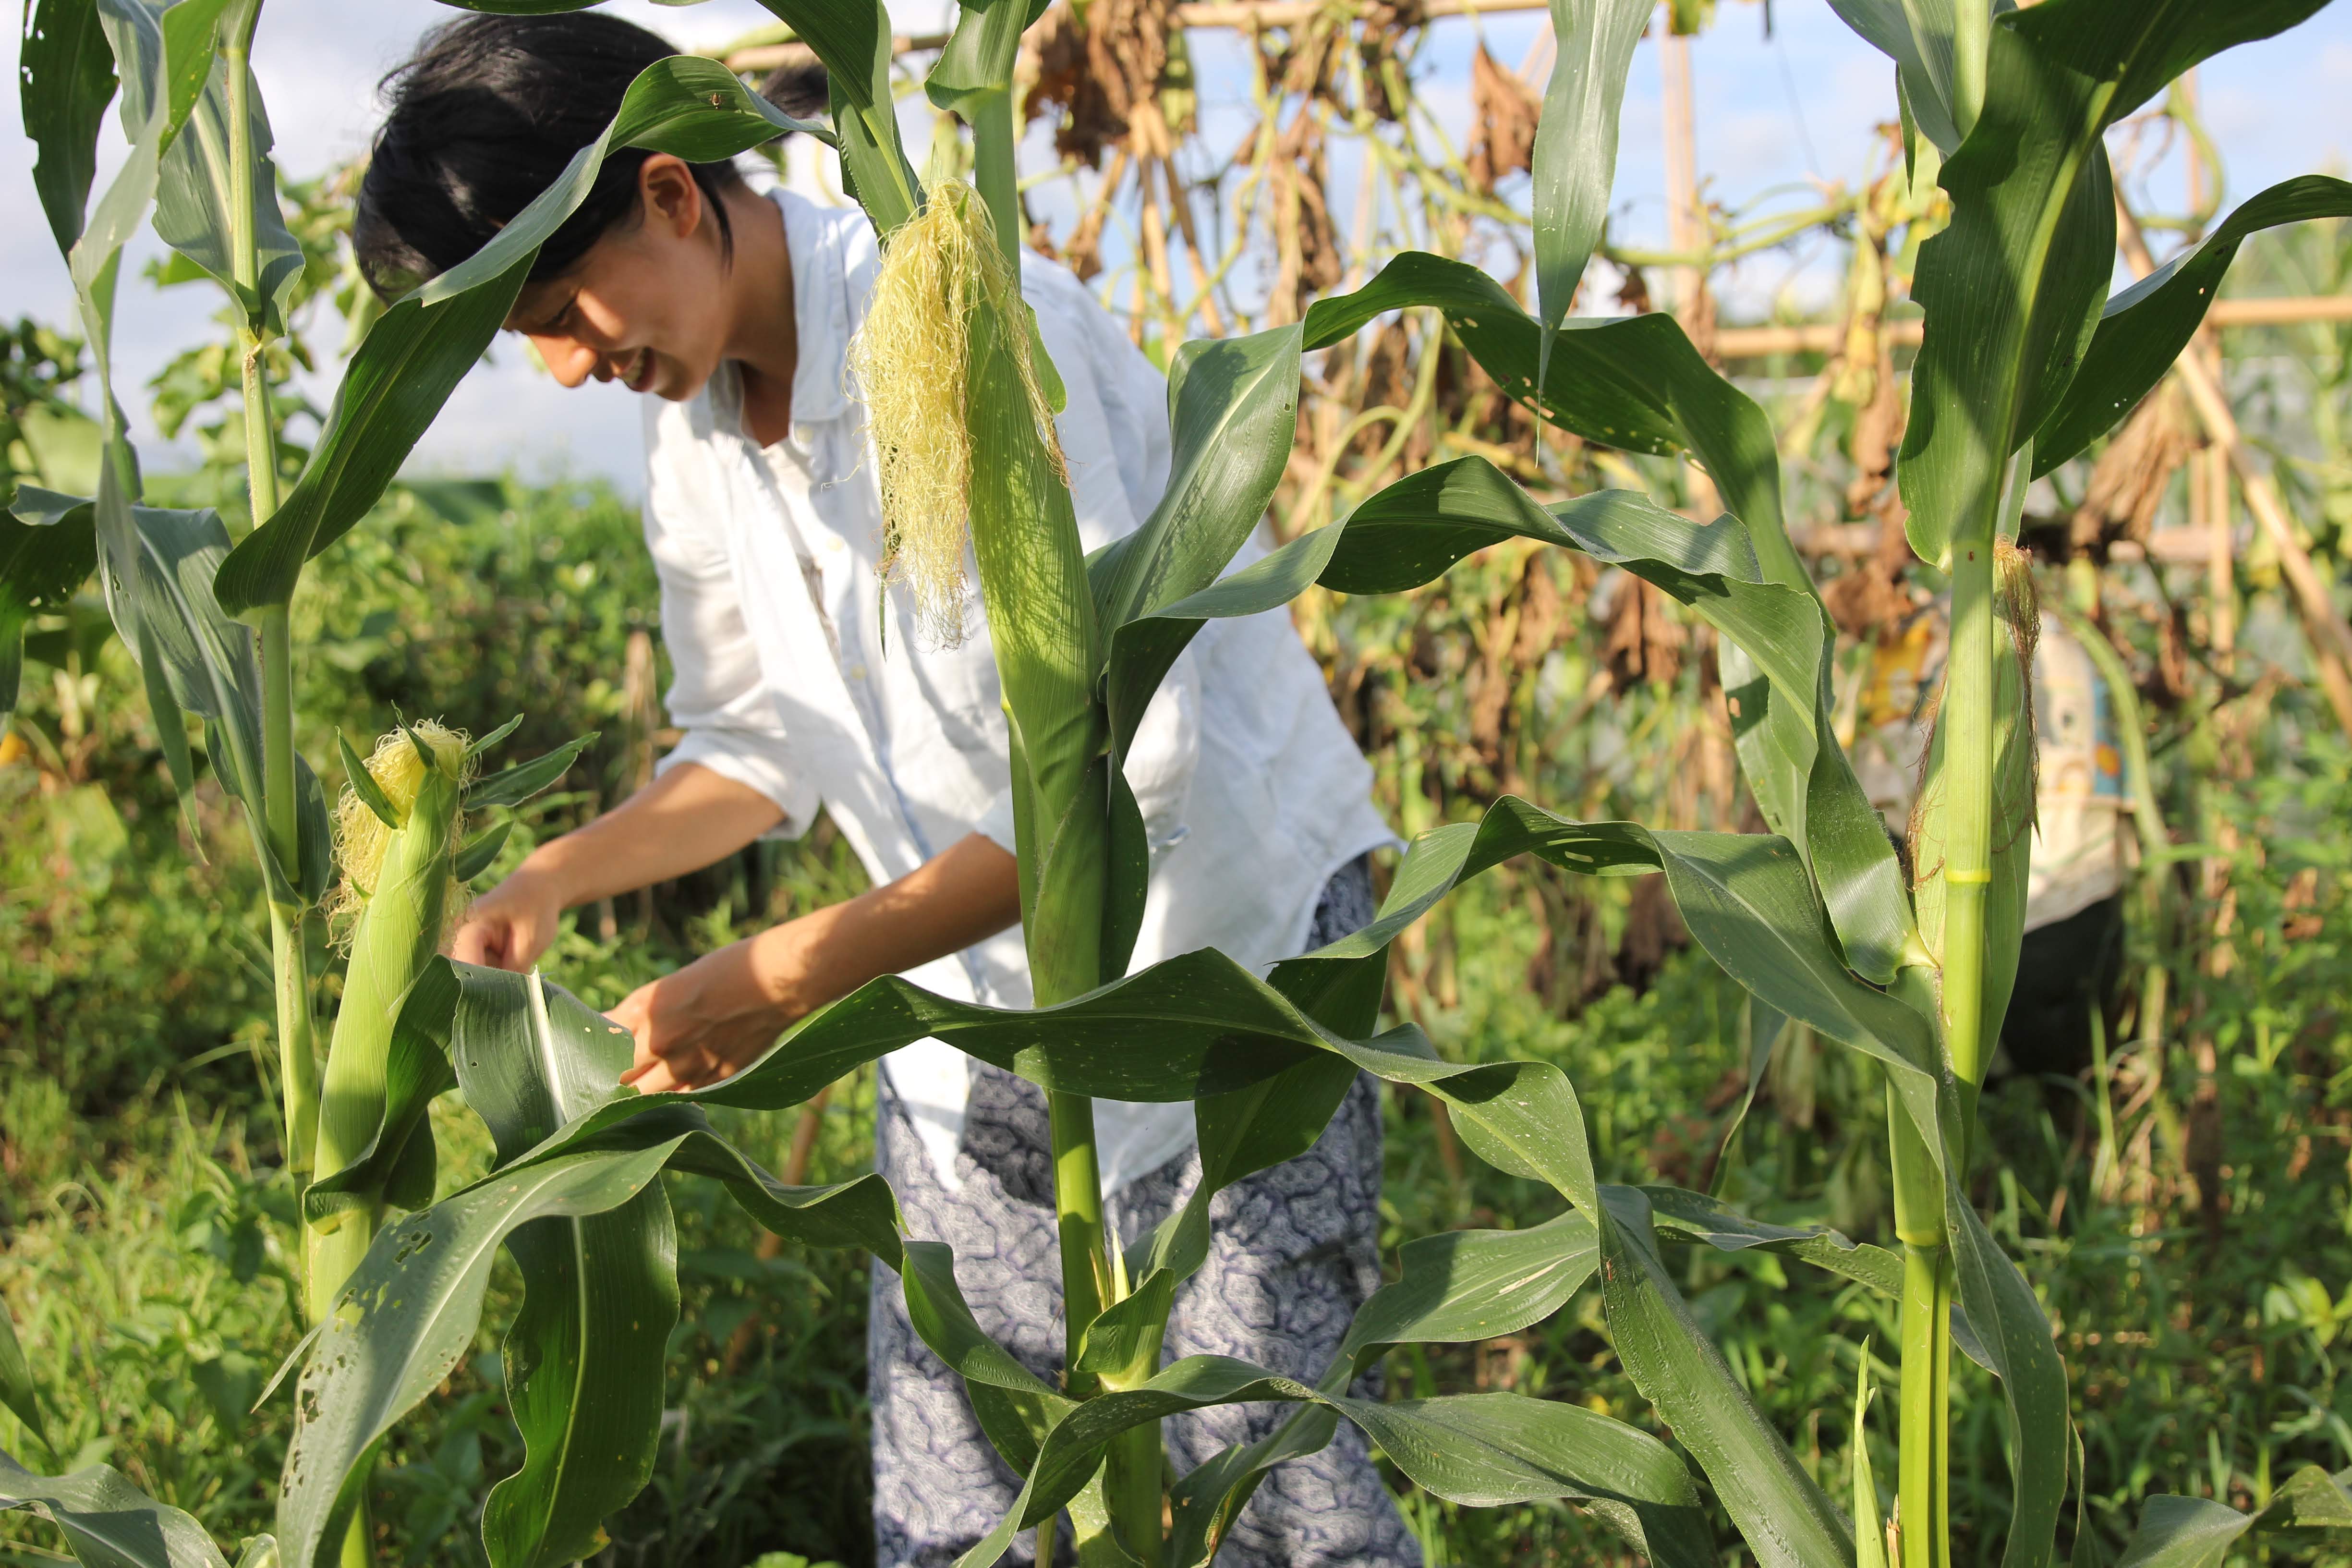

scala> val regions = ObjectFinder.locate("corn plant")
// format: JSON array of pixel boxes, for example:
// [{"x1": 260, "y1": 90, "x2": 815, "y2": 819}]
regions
[{"x1": 11, "y1": 0, "x2": 2352, "y2": 1566}]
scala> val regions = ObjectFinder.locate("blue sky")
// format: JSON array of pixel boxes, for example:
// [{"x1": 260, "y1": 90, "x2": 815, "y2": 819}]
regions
[{"x1": 3, "y1": 0, "x2": 2346, "y2": 493}]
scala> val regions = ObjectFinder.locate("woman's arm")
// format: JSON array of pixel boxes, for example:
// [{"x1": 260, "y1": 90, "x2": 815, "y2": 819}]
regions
[
  {"x1": 612, "y1": 830, "x2": 1021, "y2": 1094},
  {"x1": 449, "y1": 761, "x2": 785, "y2": 970}
]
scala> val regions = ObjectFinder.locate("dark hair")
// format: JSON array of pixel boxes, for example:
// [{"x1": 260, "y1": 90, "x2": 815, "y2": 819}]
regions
[{"x1": 353, "y1": 13, "x2": 827, "y2": 301}]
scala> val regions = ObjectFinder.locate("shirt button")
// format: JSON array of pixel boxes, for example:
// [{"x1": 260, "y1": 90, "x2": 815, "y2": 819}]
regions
[{"x1": 850, "y1": 663, "x2": 869, "y2": 681}]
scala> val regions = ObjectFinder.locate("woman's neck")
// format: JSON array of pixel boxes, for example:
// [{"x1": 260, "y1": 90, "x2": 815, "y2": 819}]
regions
[{"x1": 720, "y1": 184, "x2": 798, "y2": 448}]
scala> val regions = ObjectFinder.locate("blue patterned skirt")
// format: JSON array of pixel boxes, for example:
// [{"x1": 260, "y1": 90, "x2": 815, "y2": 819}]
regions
[{"x1": 867, "y1": 859, "x2": 1421, "y2": 1567}]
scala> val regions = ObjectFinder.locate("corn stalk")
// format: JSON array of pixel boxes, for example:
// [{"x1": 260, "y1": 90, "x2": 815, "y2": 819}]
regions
[{"x1": 15, "y1": 5, "x2": 2352, "y2": 1568}]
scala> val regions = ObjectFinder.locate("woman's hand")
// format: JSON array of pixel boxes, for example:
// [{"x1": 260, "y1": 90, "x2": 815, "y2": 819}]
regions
[
  {"x1": 612, "y1": 935, "x2": 795, "y2": 1094},
  {"x1": 610, "y1": 831, "x2": 1021, "y2": 1096},
  {"x1": 449, "y1": 865, "x2": 566, "y2": 972}
]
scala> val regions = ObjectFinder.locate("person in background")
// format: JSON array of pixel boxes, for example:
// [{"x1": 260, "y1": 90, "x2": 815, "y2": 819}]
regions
[{"x1": 352, "y1": 15, "x2": 1416, "y2": 1567}]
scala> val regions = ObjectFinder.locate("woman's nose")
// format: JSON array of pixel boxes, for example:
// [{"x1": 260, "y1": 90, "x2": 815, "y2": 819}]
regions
[{"x1": 532, "y1": 334, "x2": 601, "y2": 389}]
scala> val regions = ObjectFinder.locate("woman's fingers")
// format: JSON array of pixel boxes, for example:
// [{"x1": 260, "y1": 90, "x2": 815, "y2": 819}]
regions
[
  {"x1": 611, "y1": 980, "x2": 717, "y2": 1093},
  {"x1": 449, "y1": 915, "x2": 505, "y2": 968}
]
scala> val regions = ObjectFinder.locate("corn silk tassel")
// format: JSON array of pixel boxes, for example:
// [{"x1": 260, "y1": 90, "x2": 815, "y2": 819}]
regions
[
  {"x1": 306, "y1": 721, "x2": 470, "y2": 1322},
  {"x1": 847, "y1": 179, "x2": 1067, "y2": 648}
]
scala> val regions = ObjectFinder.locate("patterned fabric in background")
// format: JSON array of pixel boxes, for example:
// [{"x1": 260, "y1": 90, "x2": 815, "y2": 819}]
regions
[{"x1": 867, "y1": 859, "x2": 1423, "y2": 1568}]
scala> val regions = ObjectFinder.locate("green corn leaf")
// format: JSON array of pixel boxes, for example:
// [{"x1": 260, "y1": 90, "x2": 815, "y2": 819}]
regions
[
  {"x1": 1077, "y1": 960, "x2": 1372, "y2": 1392},
  {"x1": 98, "y1": 504, "x2": 303, "y2": 878},
  {"x1": 466, "y1": 732, "x2": 598, "y2": 811},
  {"x1": 1530, "y1": 0, "x2": 1649, "y2": 335},
  {"x1": 1895, "y1": 0, "x2": 2329, "y2": 570},
  {"x1": 0, "y1": 493, "x2": 97, "y2": 724},
  {"x1": 1085, "y1": 323, "x2": 1301, "y2": 971},
  {"x1": 1162, "y1": 1203, "x2": 1680, "y2": 1568},
  {"x1": 1944, "y1": 1184, "x2": 2072, "y2": 1568},
  {"x1": 463, "y1": 713, "x2": 525, "y2": 760},
  {"x1": 1090, "y1": 326, "x2": 1303, "y2": 652},
  {"x1": 0, "y1": 1450, "x2": 229, "y2": 1567},
  {"x1": 153, "y1": 0, "x2": 230, "y2": 146},
  {"x1": 760, "y1": 0, "x2": 921, "y2": 231},
  {"x1": 336, "y1": 731, "x2": 400, "y2": 829},
  {"x1": 211, "y1": 258, "x2": 528, "y2": 619},
  {"x1": 215, "y1": 54, "x2": 830, "y2": 619},
  {"x1": 20, "y1": 0, "x2": 119, "y2": 254},
  {"x1": 275, "y1": 1112, "x2": 897, "y2": 1568},
  {"x1": 1853, "y1": 1344, "x2": 1888, "y2": 1568},
  {"x1": 1639, "y1": 1185, "x2": 1906, "y2": 1302},
  {"x1": 302, "y1": 957, "x2": 460, "y2": 1228},
  {"x1": 965, "y1": 1354, "x2": 1710, "y2": 1568},
  {"x1": 0, "y1": 1304, "x2": 46, "y2": 1453},
  {"x1": 2110, "y1": 1465, "x2": 2352, "y2": 1568},
  {"x1": 925, "y1": 0, "x2": 1043, "y2": 117},
  {"x1": 1827, "y1": 0, "x2": 1964, "y2": 157},
  {"x1": 2111, "y1": 1497, "x2": 2253, "y2": 1568},
  {"x1": 41, "y1": 0, "x2": 251, "y2": 855},
  {"x1": 1104, "y1": 449, "x2": 1914, "y2": 982},
  {"x1": 97, "y1": 524, "x2": 258, "y2": 799},
  {"x1": 900, "y1": 1241, "x2": 1074, "y2": 1478},
  {"x1": 1302, "y1": 254, "x2": 1800, "y2": 590},
  {"x1": 152, "y1": 40, "x2": 303, "y2": 328},
  {"x1": 1332, "y1": 1211, "x2": 1600, "y2": 1385},
  {"x1": 452, "y1": 819, "x2": 513, "y2": 883},
  {"x1": 1166, "y1": 1406, "x2": 1346, "y2": 1568},
  {"x1": 2034, "y1": 174, "x2": 2352, "y2": 473},
  {"x1": 1599, "y1": 1187, "x2": 1854, "y2": 1568},
  {"x1": 1338, "y1": 1394, "x2": 1710, "y2": 1560},
  {"x1": 444, "y1": 968, "x2": 679, "y2": 1568}
]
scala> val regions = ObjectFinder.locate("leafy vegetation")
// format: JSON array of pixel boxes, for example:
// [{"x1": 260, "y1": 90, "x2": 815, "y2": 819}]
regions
[{"x1": 6, "y1": 0, "x2": 2352, "y2": 1566}]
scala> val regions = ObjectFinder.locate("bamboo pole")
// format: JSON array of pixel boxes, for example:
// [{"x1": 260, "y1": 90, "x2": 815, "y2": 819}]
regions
[
  {"x1": 1658, "y1": 23, "x2": 1703, "y2": 321},
  {"x1": 2207, "y1": 439, "x2": 2235, "y2": 661},
  {"x1": 2115, "y1": 199, "x2": 2352, "y2": 735},
  {"x1": 1690, "y1": 297, "x2": 2352, "y2": 360}
]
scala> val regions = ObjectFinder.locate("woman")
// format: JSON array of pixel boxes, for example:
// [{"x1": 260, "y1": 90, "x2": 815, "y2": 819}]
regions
[{"x1": 359, "y1": 15, "x2": 1413, "y2": 1567}]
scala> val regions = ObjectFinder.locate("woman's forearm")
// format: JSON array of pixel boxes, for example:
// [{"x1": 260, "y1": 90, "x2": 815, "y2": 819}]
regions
[
  {"x1": 748, "y1": 831, "x2": 1020, "y2": 1016},
  {"x1": 524, "y1": 761, "x2": 785, "y2": 908},
  {"x1": 610, "y1": 831, "x2": 1021, "y2": 1094}
]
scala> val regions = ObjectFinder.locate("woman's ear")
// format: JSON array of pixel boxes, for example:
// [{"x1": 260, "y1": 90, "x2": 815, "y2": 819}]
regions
[{"x1": 639, "y1": 154, "x2": 706, "y2": 242}]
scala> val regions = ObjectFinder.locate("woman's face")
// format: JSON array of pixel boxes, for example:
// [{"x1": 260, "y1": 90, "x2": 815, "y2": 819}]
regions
[{"x1": 505, "y1": 156, "x2": 732, "y2": 402}]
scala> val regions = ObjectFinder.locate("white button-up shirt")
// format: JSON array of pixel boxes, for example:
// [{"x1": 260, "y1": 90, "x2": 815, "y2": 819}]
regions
[{"x1": 642, "y1": 189, "x2": 1395, "y2": 1191}]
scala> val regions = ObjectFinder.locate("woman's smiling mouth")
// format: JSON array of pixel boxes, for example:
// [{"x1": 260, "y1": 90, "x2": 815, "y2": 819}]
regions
[{"x1": 621, "y1": 347, "x2": 657, "y2": 392}]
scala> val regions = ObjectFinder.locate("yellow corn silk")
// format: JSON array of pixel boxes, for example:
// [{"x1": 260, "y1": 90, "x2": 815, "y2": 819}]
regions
[
  {"x1": 847, "y1": 179, "x2": 1066, "y2": 649},
  {"x1": 328, "y1": 720, "x2": 470, "y2": 939}
]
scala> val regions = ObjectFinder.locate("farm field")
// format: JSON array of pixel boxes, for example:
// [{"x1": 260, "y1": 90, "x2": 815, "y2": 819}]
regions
[{"x1": 5, "y1": 1, "x2": 2352, "y2": 1566}]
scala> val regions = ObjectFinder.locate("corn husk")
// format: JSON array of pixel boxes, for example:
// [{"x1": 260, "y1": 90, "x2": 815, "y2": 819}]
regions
[{"x1": 847, "y1": 180, "x2": 1067, "y2": 648}]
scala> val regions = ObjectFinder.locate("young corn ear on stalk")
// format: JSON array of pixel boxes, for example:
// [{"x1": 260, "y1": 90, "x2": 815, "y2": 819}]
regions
[
  {"x1": 848, "y1": 179, "x2": 1067, "y2": 648},
  {"x1": 1909, "y1": 539, "x2": 2040, "y2": 1093},
  {"x1": 306, "y1": 721, "x2": 470, "y2": 1321}
]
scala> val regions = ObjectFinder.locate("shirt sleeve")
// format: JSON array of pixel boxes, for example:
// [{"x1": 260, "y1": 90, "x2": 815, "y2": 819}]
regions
[{"x1": 642, "y1": 403, "x2": 820, "y2": 839}]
